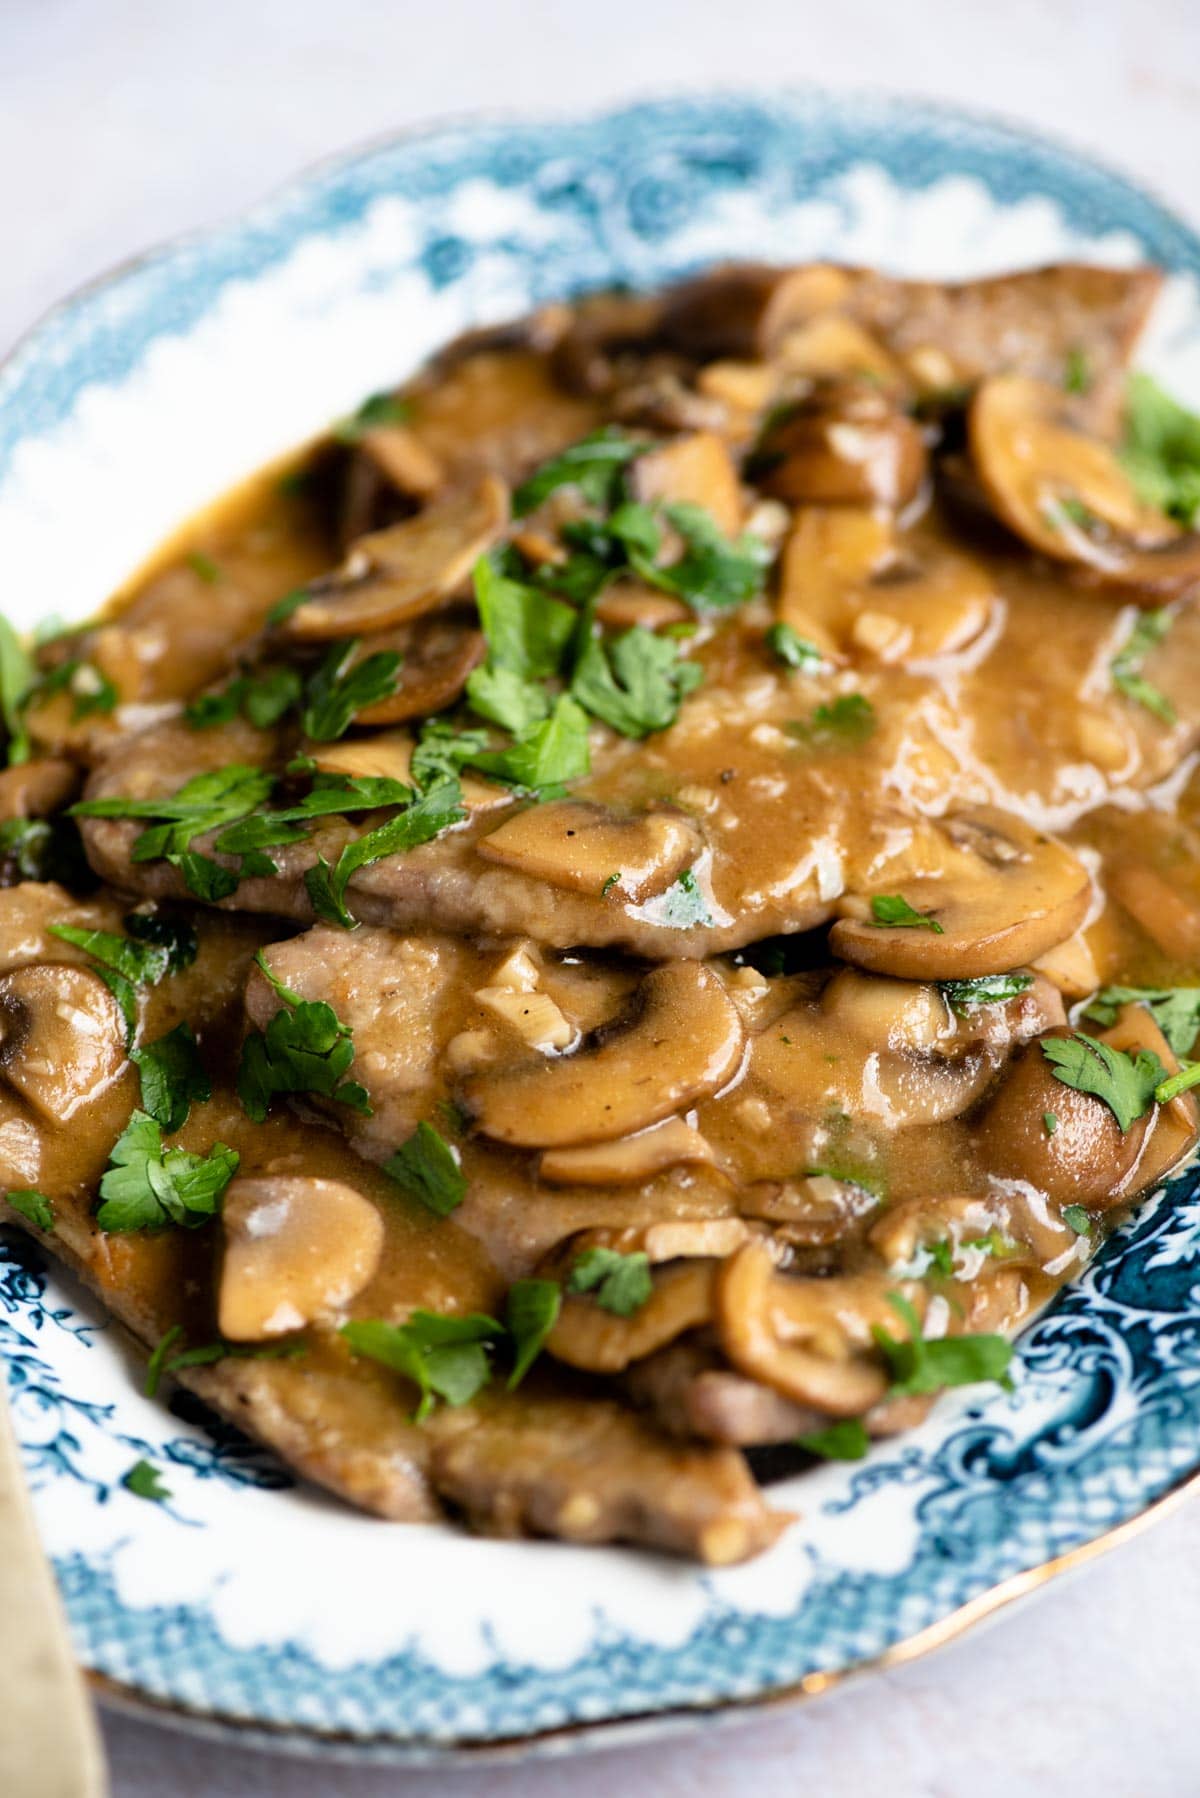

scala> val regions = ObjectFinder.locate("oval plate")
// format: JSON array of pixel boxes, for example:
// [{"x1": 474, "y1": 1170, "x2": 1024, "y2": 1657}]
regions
[{"x1": 4, "y1": 92, "x2": 1200, "y2": 1764}]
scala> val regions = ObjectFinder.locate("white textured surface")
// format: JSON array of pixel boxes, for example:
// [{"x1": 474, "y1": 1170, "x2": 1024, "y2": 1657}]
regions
[{"x1": 2, "y1": 1, "x2": 1199, "y2": 1792}]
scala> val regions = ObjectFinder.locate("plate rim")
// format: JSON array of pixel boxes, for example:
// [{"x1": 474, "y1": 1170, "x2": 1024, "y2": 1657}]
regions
[{"x1": 6, "y1": 85, "x2": 1200, "y2": 1762}]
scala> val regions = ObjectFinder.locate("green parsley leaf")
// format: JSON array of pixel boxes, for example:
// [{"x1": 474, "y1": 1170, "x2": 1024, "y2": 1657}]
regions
[
  {"x1": 131, "y1": 1022, "x2": 211, "y2": 1133},
  {"x1": 47, "y1": 918, "x2": 178, "y2": 1039},
  {"x1": 789, "y1": 692, "x2": 876, "y2": 749},
  {"x1": 300, "y1": 640, "x2": 403, "y2": 741},
  {"x1": 512, "y1": 427, "x2": 643, "y2": 517},
  {"x1": 1044, "y1": 1111, "x2": 1059, "y2": 1135},
  {"x1": 465, "y1": 664, "x2": 552, "y2": 737},
  {"x1": 872, "y1": 1292, "x2": 1013, "y2": 1397},
  {"x1": 571, "y1": 624, "x2": 702, "y2": 738},
  {"x1": 766, "y1": 622, "x2": 824, "y2": 672},
  {"x1": 795, "y1": 1417, "x2": 870, "y2": 1461},
  {"x1": 601, "y1": 871, "x2": 620, "y2": 897},
  {"x1": 926, "y1": 1239, "x2": 955, "y2": 1277},
  {"x1": 567, "y1": 1246, "x2": 652, "y2": 1317},
  {"x1": 870, "y1": 894, "x2": 944, "y2": 933},
  {"x1": 1064, "y1": 347, "x2": 1091, "y2": 395},
  {"x1": 237, "y1": 951, "x2": 372, "y2": 1122},
  {"x1": 96, "y1": 1111, "x2": 238, "y2": 1232},
  {"x1": 1110, "y1": 606, "x2": 1175, "y2": 723},
  {"x1": 657, "y1": 865, "x2": 711, "y2": 928},
  {"x1": 185, "y1": 665, "x2": 302, "y2": 732},
  {"x1": 72, "y1": 765, "x2": 275, "y2": 872},
  {"x1": 505, "y1": 1279, "x2": 561, "y2": 1388},
  {"x1": 382, "y1": 1121, "x2": 467, "y2": 1217},
  {"x1": 0, "y1": 614, "x2": 35, "y2": 764},
  {"x1": 265, "y1": 587, "x2": 310, "y2": 628},
  {"x1": 143, "y1": 1325, "x2": 305, "y2": 1397},
  {"x1": 1082, "y1": 984, "x2": 1200, "y2": 1057},
  {"x1": 7, "y1": 1190, "x2": 54, "y2": 1231},
  {"x1": 636, "y1": 502, "x2": 772, "y2": 613},
  {"x1": 466, "y1": 694, "x2": 590, "y2": 794},
  {"x1": 341, "y1": 1311, "x2": 503, "y2": 1421},
  {"x1": 122, "y1": 1459, "x2": 171, "y2": 1503},
  {"x1": 410, "y1": 719, "x2": 490, "y2": 791},
  {"x1": 32, "y1": 658, "x2": 119, "y2": 722},
  {"x1": 1062, "y1": 1204, "x2": 1091, "y2": 1236},
  {"x1": 333, "y1": 391, "x2": 413, "y2": 443},
  {"x1": 1121, "y1": 372, "x2": 1200, "y2": 526},
  {"x1": 1041, "y1": 1031, "x2": 1165, "y2": 1131},
  {"x1": 186, "y1": 552, "x2": 221, "y2": 584},
  {"x1": 303, "y1": 773, "x2": 465, "y2": 928},
  {"x1": 940, "y1": 973, "x2": 1034, "y2": 1015},
  {"x1": 472, "y1": 554, "x2": 576, "y2": 680}
]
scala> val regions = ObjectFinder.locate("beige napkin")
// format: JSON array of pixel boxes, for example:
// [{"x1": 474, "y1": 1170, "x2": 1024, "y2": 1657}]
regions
[{"x1": 0, "y1": 1384, "x2": 107, "y2": 1798}]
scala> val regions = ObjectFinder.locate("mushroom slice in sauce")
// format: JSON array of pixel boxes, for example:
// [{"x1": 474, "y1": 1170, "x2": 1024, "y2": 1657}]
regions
[
  {"x1": 283, "y1": 475, "x2": 508, "y2": 640},
  {"x1": 476, "y1": 800, "x2": 703, "y2": 904},
  {"x1": 632, "y1": 430, "x2": 745, "y2": 536},
  {"x1": 969, "y1": 374, "x2": 1200, "y2": 592},
  {"x1": 545, "y1": 1260, "x2": 718, "y2": 1375},
  {"x1": 462, "y1": 961, "x2": 745, "y2": 1148},
  {"x1": 830, "y1": 807, "x2": 1091, "y2": 979},
  {"x1": 754, "y1": 379, "x2": 926, "y2": 509},
  {"x1": 0, "y1": 964, "x2": 126, "y2": 1123},
  {"x1": 349, "y1": 618, "x2": 486, "y2": 726},
  {"x1": 218, "y1": 1176, "x2": 385, "y2": 1341},
  {"x1": 538, "y1": 1116, "x2": 715, "y2": 1186}
]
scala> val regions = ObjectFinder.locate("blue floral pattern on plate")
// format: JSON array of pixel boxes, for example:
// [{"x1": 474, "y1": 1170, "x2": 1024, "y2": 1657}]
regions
[{"x1": 4, "y1": 93, "x2": 1200, "y2": 1762}]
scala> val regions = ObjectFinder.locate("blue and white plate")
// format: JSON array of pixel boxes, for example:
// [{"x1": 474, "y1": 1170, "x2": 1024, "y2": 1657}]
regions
[{"x1": 4, "y1": 92, "x2": 1200, "y2": 1764}]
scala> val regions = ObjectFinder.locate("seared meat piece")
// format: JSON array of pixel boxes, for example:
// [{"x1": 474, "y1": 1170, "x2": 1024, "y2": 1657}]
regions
[
  {"x1": 623, "y1": 1336, "x2": 824, "y2": 1445},
  {"x1": 428, "y1": 1390, "x2": 788, "y2": 1563}
]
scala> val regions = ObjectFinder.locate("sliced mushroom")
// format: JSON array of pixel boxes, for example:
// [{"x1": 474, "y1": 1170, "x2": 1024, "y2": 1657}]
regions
[
  {"x1": 715, "y1": 1243, "x2": 916, "y2": 1416},
  {"x1": 284, "y1": 475, "x2": 508, "y2": 640},
  {"x1": 546, "y1": 1260, "x2": 716, "y2": 1374},
  {"x1": 970, "y1": 374, "x2": 1200, "y2": 592},
  {"x1": 632, "y1": 431, "x2": 744, "y2": 536},
  {"x1": 539, "y1": 1116, "x2": 716, "y2": 1186},
  {"x1": 351, "y1": 619, "x2": 485, "y2": 726},
  {"x1": 868, "y1": 1190, "x2": 1074, "y2": 1274},
  {"x1": 0, "y1": 964, "x2": 126, "y2": 1122},
  {"x1": 831, "y1": 808, "x2": 1091, "y2": 979},
  {"x1": 1109, "y1": 862, "x2": 1200, "y2": 961},
  {"x1": 218, "y1": 1176, "x2": 385, "y2": 1341},
  {"x1": 754, "y1": 381, "x2": 926, "y2": 508},
  {"x1": 477, "y1": 800, "x2": 703, "y2": 903},
  {"x1": 778, "y1": 506, "x2": 996, "y2": 664},
  {"x1": 356, "y1": 424, "x2": 445, "y2": 498},
  {"x1": 463, "y1": 961, "x2": 745, "y2": 1148}
]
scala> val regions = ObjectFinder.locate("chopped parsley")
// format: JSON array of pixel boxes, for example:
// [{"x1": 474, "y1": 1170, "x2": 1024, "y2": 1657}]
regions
[
  {"x1": 1044, "y1": 1111, "x2": 1059, "y2": 1136},
  {"x1": 47, "y1": 917, "x2": 184, "y2": 1038},
  {"x1": 512, "y1": 427, "x2": 644, "y2": 517},
  {"x1": 341, "y1": 1311, "x2": 504, "y2": 1421},
  {"x1": 795, "y1": 1417, "x2": 870, "y2": 1461},
  {"x1": 1041, "y1": 1031, "x2": 1165, "y2": 1132},
  {"x1": 571, "y1": 622, "x2": 702, "y2": 739},
  {"x1": 122, "y1": 1459, "x2": 171, "y2": 1503},
  {"x1": 131, "y1": 1022, "x2": 211, "y2": 1133},
  {"x1": 1064, "y1": 347, "x2": 1091, "y2": 395},
  {"x1": 638, "y1": 502, "x2": 772, "y2": 613},
  {"x1": 7, "y1": 1190, "x2": 54, "y2": 1231},
  {"x1": 265, "y1": 587, "x2": 310, "y2": 628},
  {"x1": 1154, "y1": 1061, "x2": 1200, "y2": 1106},
  {"x1": 872, "y1": 1292, "x2": 1013, "y2": 1397},
  {"x1": 71, "y1": 763, "x2": 275, "y2": 900},
  {"x1": 1062, "y1": 1204, "x2": 1091, "y2": 1236},
  {"x1": 96, "y1": 1111, "x2": 238, "y2": 1233},
  {"x1": 789, "y1": 692, "x2": 876, "y2": 749},
  {"x1": 870, "y1": 894, "x2": 944, "y2": 933},
  {"x1": 567, "y1": 1246, "x2": 653, "y2": 1317},
  {"x1": 466, "y1": 694, "x2": 591, "y2": 795},
  {"x1": 32, "y1": 657, "x2": 119, "y2": 722},
  {"x1": 333, "y1": 391, "x2": 413, "y2": 443},
  {"x1": 143, "y1": 1324, "x2": 305, "y2": 1398},
  {"x1": 0, "y1": 613, "x2": 34, "y2": 765},
  {"x1": 304, "y1": 773, "x2": 465, "y2": 928},
  {"x1": 1082, "y1": 984, "x2": 1200, "y2": 1057},
  {"x1": 238, "y1": 951, "x2": 372, "y2": 1122},
  {"x1": 1110, "y1": 607, "x2": 1175, "y2": 724},
  {"x1": 382, "y1": 1121, "x2": 467, "y2": 1217},
  {"x1": 505, "y1": 1279, "x2": 562, "y2": 1388},
  {"x1": 601, "y1": 871, "x2": 621, "y2": 897},
  {"x1": 766, "y1": 621, "x2": 824, "y2": 672},
  {"x1": 300, "y1": 639, "x2": 404, "y2": 741},
  {"x1": 941, "y1": 973, "x2": 1034, "y2": 1014},
  {"x1": 186, "y1": 552, "x2": 221, "y2": 584},
  {"x1": 1121, "y1": 372, "x2": 1200, "y2": 527},
  {"x1": 657, "y1": 866, "x2": 711, "y2": 928},
  {"x1": 185, "y1": 665, "x2": 302, "y2": 731}
]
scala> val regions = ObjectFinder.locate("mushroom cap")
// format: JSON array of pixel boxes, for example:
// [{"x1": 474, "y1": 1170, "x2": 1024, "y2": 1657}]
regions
[
  {"x1": 476, "y1": 800, "x2": 704, "y2": 904},
  {"x1": 462, "y1": 961, "x2": 746, "y2": 1148},
  {"x1": 538, "y1": 1116, "x2": 716, "y2": 1186},
  {"x1": 218, "y1": 1176, "x2": 385, "y2": 1341},
  {"x1": 0, "y1": 963, "x2": 126, "y2": 1122},
  {"x1": 283, "y1": 475, "x2": 508, "y2": 640},
  {"x1": 756, "y1": 382, "x2": 926, "y2": 509},
  {"x1": 632, "y1": 431, "x2": 744, "y2": 537},
  {"x1": 830, "y1": 807, "x2": 1091, "y2": 980},
  {"x1": 969, "y1": 374, "x2": 1200, "y2": 594},
  {"x1": 546, "y1": 1260, "x2": 717, "y2": 1374}
]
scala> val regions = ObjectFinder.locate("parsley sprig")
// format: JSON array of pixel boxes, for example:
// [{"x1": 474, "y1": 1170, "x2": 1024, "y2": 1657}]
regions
[
  {"x1": 237, "y1": 951, "x2": 372, "y2": 1123},
  {"x1": 1082, "y1": 985, "x2": 1200, "y2": 1058},
  {"x1": 1110, "y1": 607, "x2": 1175, "y2": 724},
  {"x1": 382, "y1": 1121, "x2": 467, "y2": 1217},
  {"x1": 1041, "y1": 1031, "x2": 1166, "y2": 1132},
  {"x1": 872, "y1": 1293, "x2": 1013, "y2": 1396},
  {"x1": 96, "y1": 1112, "x2": 238, "y2": 1233},
  {"x1": 566, "y1": 1246, "x2": 653, "y2": 1316}
]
